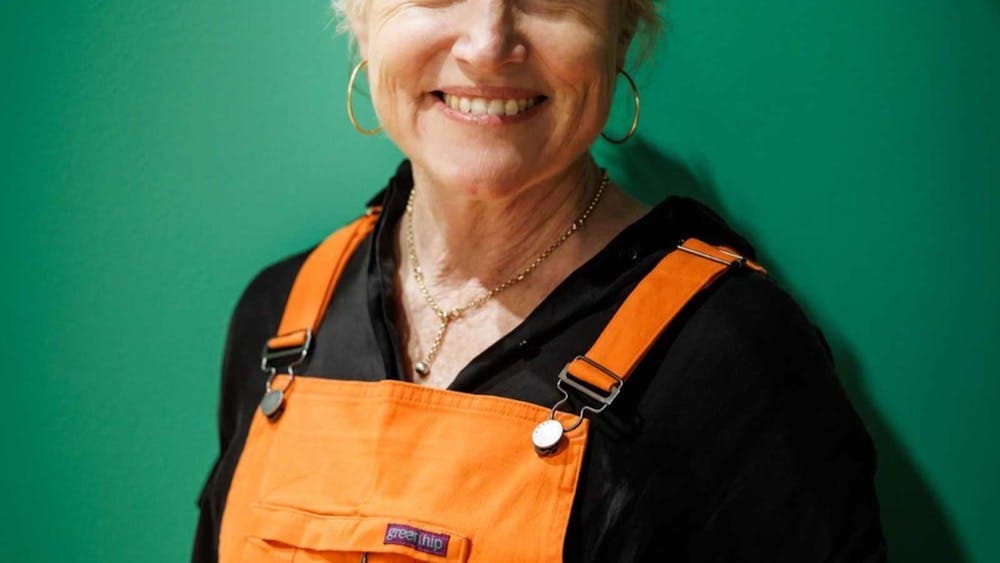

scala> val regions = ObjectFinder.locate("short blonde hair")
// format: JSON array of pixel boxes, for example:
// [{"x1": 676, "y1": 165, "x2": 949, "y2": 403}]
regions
[
  {"x1": 623, "y1": 0, "x2": 664, "y2": 64},
  {"x1": 332, "y1": 0, "x2": 663, "y2": 66}
]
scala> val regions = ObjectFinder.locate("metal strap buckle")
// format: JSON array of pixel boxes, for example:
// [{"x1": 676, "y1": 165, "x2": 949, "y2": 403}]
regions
[
  {"x1": 676, "y1": 241, "x2": 746, "y2": 269},
  {"x1": 260, "y1": 329, "x2": 313, "y2": 376},
  {"x1": 551, "y1": 355, "x2": 624, "y2": 433},
  {"x1": 533, "y1": 356, "x2": 624, "y2": 455}
]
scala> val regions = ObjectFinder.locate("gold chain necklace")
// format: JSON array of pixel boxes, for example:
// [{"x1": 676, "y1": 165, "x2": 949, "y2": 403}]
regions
[{"x1": 404, "y1": 170, "x2": 609, "y2": 378}]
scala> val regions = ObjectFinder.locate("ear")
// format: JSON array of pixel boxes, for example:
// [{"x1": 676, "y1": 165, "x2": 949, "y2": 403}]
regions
[
  {"x1": 615, "y1": 29, "x2": 634, "y2": 71},
  {"x1": 614, "y1": 4, "x2": 638, "y2": 71},
  {"x1": 347, "y1": 5, "x2": 370, "y2": 60}
]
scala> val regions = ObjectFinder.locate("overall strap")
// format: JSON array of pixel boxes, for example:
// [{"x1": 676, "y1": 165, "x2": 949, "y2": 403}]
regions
[
  {"x1": 561, "y1": 238, "x2": 766, "y2": 398},
  {"x1": 262, "y1": 207, "x2": 381, "y2": 371}
]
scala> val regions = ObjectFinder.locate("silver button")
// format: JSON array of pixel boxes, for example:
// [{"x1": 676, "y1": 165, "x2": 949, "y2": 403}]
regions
[
  {"x1": 532, "y1": 419, "x2": 564, "y2": 456},
  {"x1": 259, "y1": 389, "x2": 284, "y2": 420}
]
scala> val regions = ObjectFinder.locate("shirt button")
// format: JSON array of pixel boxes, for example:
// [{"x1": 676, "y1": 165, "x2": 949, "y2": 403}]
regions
[
  {"x1": 620, "y1": 247, "x2": 639, "y2": 262},
  {"x1": 518, "y1": 339, "x2": 539, "y2": 359}
]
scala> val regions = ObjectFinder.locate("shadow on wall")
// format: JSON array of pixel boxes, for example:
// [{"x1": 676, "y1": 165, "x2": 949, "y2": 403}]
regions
[{"x1": 602, "y1": 136, "x2": 969, "y2": 562}]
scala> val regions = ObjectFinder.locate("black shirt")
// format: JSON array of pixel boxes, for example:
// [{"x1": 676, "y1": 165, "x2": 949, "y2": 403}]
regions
[{"x1": 192, "y1": 160, "x2": 887, "y2": 562}]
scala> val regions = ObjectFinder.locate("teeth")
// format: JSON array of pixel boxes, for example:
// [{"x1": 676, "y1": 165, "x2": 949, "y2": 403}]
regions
[{"x1": 442, "y1": 94, "x2": 539, "y2": 116}]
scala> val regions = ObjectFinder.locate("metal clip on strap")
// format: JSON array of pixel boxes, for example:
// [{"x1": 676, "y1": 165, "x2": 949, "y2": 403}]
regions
[
  {"x1": 258, "y1": 329, "x2": 313, "y2": 420},
  {"x1": 553, "y1": 355, "x2": 623, "y2": 432},
  {"x1": 261, "y1": 329, "x2": 313, "y2": 376},
  {"x1": 675, "y1": 242, "x2": 746, "y2": 268},
  {"x1": 533, "y1": 355, "x2": 622, "y2": 456}
]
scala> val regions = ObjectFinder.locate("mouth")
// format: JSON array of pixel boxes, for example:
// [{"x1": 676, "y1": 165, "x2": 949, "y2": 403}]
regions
[{"x1": 431, "y1": 90, "x2": 547, "y2": 118}]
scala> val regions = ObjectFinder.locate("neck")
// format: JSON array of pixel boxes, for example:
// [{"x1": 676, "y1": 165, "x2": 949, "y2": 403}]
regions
[{"x1": 402, "y1": 156, "x2": 602, "y2": 299}]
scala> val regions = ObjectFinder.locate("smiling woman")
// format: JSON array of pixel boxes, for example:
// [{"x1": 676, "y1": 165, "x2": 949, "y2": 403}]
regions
[{"x1": 191, "y1": 1, "x2": 887, "y2": 561}]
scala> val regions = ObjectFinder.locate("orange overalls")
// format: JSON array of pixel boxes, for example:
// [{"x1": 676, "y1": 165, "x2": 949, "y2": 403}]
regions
[{"x1": 218, "y1": 207, "x2": 765, "y2": 562}]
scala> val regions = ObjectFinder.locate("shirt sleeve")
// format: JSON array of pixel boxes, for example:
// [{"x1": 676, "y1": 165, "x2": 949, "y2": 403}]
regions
[
  {"x1": 685, "y1": 355, "x2": 887, "y2": 561},
  {"x1": 189, "y1": 251, "x2": 309, "y2": 563},
  {"x1": 190, "y1": 302, "x2": 243, "y2": 563},
  {"x1": 679, "y1": 273, "x2": 887, "y2": 562}
]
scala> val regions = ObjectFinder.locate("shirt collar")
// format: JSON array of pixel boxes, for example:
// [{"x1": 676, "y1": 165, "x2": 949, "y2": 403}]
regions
[{"x1": 365, "y1": 159, "x2": 757, "y2": 262}]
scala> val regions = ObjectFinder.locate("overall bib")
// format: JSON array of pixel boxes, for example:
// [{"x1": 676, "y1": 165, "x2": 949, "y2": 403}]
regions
[{"x1": 218, "y1": 207, "x2": 765, "y2": 562}]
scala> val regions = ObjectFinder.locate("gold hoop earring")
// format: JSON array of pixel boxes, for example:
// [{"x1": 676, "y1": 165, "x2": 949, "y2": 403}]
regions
[
  {"x1": 347, "y1": 59, "x2": 383, "y2": 136},
  {"x1": 601, "y1": 68, "x2": 640, "y2": 144}
]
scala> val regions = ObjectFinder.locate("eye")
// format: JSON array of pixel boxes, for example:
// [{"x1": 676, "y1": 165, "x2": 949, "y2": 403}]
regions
[
  {"x1": 408, "y1": 0, "x2": 461, "y2": 7},
  {"x1": 517, "y1": 0, "x2": 601, "y2": 23}
]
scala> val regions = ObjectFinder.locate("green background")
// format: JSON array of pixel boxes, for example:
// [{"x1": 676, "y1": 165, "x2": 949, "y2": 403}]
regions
[{"x1": 2, "y1": 1, "x2": 997, "y2": 561}]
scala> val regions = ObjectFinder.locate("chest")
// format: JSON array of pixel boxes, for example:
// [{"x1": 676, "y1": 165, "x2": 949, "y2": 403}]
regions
[{"x1": 391, "y1": 263, "x2": 569, "y2": 390}]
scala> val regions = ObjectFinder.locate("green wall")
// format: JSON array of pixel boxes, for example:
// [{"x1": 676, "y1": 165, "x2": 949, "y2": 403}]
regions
[{"x1": 3, "y1": 1, "x2": 997, "y2": 561}]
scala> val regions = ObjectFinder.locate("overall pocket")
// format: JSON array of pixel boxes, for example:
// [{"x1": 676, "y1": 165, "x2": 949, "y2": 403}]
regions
[{"x1": 240, "y1": 502, "x2": 471, "y2": 563}]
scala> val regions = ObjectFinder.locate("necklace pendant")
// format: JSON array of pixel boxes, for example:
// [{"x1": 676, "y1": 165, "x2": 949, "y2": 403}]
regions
[{"x1": 414, "y1": 361, "x2": 430, "y2": 377}]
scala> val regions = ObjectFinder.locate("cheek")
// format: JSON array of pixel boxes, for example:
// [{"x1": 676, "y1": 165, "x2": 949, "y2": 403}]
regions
[
  {"x1": 534, "y1": 25, "x2": 619, "y2": 132},
  {"x1": 365, "y1": 60, "x2": 419, "y2": 145},
  {"x1": 365, "y1": 11, "x2": 450, "y2": 124}
]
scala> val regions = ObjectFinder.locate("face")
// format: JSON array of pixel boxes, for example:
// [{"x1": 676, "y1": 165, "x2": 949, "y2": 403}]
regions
[{"x1": 351, "y1": 0, "x2": 632, "y2": 198}]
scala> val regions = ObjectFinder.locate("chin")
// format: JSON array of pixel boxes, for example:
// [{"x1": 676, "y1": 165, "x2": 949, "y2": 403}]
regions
[{"x1": 412, "y1": 148, "x2": 546, "y2": 201}]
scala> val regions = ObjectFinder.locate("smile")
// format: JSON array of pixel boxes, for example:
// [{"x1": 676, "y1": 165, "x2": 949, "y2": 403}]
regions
[{"x1": 431, "y1": 90, "x2": 547, "y2": 122}]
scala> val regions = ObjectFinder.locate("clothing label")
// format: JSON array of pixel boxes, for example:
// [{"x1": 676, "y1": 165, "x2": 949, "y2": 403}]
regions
[{"x1": 384, "y1": 523, "x2": 450, "y2": 557}]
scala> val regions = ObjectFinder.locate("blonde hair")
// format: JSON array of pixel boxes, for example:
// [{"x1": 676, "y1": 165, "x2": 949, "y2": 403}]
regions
[{"x1": 331, "y1": 0, "x2": 664, "y2": 66}]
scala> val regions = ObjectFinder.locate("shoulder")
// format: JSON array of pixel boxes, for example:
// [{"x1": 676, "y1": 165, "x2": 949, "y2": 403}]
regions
[
  {"x1": 219, "y1": 248, "x2": 314, "y2": 402},
  {"x1": 682, "y1": 268, "x2": 834, "y2": 374},
  {"x1": 630, "y1": 193, "x2": 834, "y2": 381},
  {"x1": 618, "y1": 200, "x2": 870, "y2": 446},
  {"x1": 649, "y1": 262, "x2": 844, "y2": 413},
  {"x1": 630, "y1": 264, "x2": 879, "y2": 489},
  {"x1": 229, "y1": 248, "x2": 313, "y2": 334},
  {"x1": 639, "y1": 194, "x2": 831, "y2": 376},
  {"x1": 631, "y1": 262, "x2": 875, "y2": 470}
]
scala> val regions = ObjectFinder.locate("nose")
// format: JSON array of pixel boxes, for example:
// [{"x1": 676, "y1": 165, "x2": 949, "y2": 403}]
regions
[{"x1": 451, "y1": 0, "x2": 527, "y2": 71}]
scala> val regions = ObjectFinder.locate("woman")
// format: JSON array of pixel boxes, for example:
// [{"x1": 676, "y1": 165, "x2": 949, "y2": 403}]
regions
[{"x1": 193, "y1": 0, "x2": 886, "y2": 561}]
